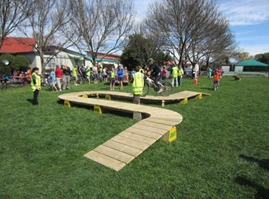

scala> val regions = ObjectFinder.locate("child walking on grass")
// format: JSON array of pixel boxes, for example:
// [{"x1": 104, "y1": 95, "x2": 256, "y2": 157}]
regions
[{"x1": 213, "y1": 69, "x2": 220, "y2": 91}]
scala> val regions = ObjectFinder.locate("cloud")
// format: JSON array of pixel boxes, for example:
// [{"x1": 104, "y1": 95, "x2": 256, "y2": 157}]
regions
[
  {"x1": 219, "y1": 0, "x2": 269, "y2": 26},
  {"x1": 241, "y1": 43, "x2": 269, "y2": 55},
  {"x1": 134, "y1": 0, "x2": 156, "y2": 22}
]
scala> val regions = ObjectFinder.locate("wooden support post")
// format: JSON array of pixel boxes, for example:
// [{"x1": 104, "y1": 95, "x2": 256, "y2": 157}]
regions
[
  {"x1": 161, "y1": 99, "x2": 165, "y2": 107},
  {"x1": 94, "y1": 105, "x2": 102, "y2": 114},
  {"x1": 105, "y1": 94, "x2": 111, "y2": 100},
  {"x1": 96, "y1": 94, "x2": 99, "y2": 98},
  {"x1": 133, "y1": 112, "x2": 142, "y2": 121},
  {"x1": 162, "y1": 126, "x2": 177, "y2": 142},
  {"x1": 64, "y1": 100, "x2": 71, "y2": 107},
  {"x1": 196, "y1": 93, "x2": 202, "y2": 99},
  {"x1": 181, "y1": 97, "x2": 188, "y2": 104}
]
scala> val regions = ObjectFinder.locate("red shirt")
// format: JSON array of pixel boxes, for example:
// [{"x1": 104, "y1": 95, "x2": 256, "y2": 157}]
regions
[
  {"x1": 162, "y1": 68, "x2": 167, "y2": 76},
  {"x1": 55, "y1": 68, "x2": 63, "y2": 78}
]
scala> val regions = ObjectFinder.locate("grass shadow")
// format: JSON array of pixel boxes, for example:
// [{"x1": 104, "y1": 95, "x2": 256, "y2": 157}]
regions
[
  {"x1": 235, "y1": 176, "x2": 269, "y2": 199},
  {"x1": 199, "y1": 87, "x2": 214, "y2": 91},
  {"x1": 239, "y1": 154, "x2": 269, "y2": 170},
  {"x1": 26, "y1": 99, "x2": 34, "y2": 104}
]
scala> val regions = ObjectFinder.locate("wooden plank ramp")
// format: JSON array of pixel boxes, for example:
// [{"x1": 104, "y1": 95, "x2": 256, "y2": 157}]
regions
[
  {"x1": 58, "y1": 91, "x2": 207, "y2": 171},
  {"x1": 59, "y1": 90, "x2": 209, "y2": 107}
]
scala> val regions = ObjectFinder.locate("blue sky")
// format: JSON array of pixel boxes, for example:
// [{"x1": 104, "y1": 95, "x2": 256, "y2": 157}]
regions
[{"x1": 134, "y1": 0, "x2": 269, "y2": 56}]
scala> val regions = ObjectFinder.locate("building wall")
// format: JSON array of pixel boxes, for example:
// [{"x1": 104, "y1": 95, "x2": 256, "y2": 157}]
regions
[{"x1": 235, "y1": 66, "x2": 244, "y2": 72}]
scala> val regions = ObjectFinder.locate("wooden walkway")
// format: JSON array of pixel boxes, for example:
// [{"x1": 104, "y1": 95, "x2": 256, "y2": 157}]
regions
[{"x1": 58, "y1": 91, "x2": 208, "y2": 171}]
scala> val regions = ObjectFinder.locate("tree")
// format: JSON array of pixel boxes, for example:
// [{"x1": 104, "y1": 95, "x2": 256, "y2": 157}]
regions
[
  {"x1": 0, "y1": 53, "x2": 14, "y2": 74},
  {"x1": 19, "y1": 0, "x2": 73, "y2": 74},
  {"x1": 0, "y1": 54, "x2": 30, "y2": 74},
  {"x1": 143, "y1": 0, "x2": 236, "y2": 68},
  {"x1": 234, "y1": 52, "x2": 253, "y2": 62},
  {"x1": 120, "y1": 33, "x2": 173, "y2": 70},
  {"x1": 255, "y1": 52, "x2": 269, "y2": 65},
  {"x1": 12, "y1": 55, "x2": 30, "y2": 71},
  {"x1": 68, "y1": 0, "x2": 135, "y2": 65},
  {"x1": 0, "y1": 0, "x2": 31, "y2": 48}
]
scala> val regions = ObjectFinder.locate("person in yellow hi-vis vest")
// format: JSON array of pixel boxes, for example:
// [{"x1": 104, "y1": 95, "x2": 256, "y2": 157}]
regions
[
  {"x1": 171, "y1": 65, "x2": 178, "y2": 87},
  {"x1": 30, "y1": 67, "x2": 41, "y2": 105},
  {"x1": 130, "y1": 65, "x2": 145, "y2": 105},
  {"x1": 177, "y1": 66, "x2": 184, "y2": 86},
  {"x1": 72, "y1": 66, "x2": 79, "y2": 86},
  {"x1": 85, "y1": 66, "x2": 91, "y2": 84},
  {"x1": 109, "y1": 67, "x2": 116, "y2": 90}
]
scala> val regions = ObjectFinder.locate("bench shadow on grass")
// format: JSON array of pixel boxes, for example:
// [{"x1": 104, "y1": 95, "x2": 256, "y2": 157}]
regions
[{"x1": 235, "y1": 155, "x2": 269, "y2": 199}]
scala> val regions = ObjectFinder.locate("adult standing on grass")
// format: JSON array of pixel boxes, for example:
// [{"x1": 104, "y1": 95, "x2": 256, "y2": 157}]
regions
[
  {"x1": 130, "y1": 65, "x2": 144, "y2": 105},
  {"x1": 62, "y1": 65, "x2": 71, "y2": 90},
  {"x1": 72, "y1": 66, "x2": 79, "y2": 86},
  {"x1": 85, "y1": 66, "x2": 91, "y2": 84},
  {"x1": 31, "y1": 67, "x2": 41, "y2": 105},
  {"x1": 55, "y1": 65, "x2": 63, "y2": 91},
  {"x1": 178, "y1": 66, "x2": 184, "y2": 86},
  {"x1": 102, "y1": 67, "x2": 108, "y2": 81},
  {"x1": 110, "y1": 67, "x2": 116, "y2": 90},
  {"x1": 117, "y1": 65, "x2": 124, "y2": 90},
  {"x1": 171, "y1": 64, "x2": 178, "y2": 87}
]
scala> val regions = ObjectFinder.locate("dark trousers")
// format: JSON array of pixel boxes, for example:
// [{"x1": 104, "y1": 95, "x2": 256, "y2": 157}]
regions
[{"x1": 33, "y1": 89, "x2": 39, "y2": 105}]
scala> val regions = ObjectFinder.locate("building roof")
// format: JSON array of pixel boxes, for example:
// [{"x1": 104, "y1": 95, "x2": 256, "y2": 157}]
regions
[
  {"x1": 0, "y1": 37, "x2": 36, "y2": 53},
  {"x1": 235, "y1": 59, "x2": 269, "y2": 67}
]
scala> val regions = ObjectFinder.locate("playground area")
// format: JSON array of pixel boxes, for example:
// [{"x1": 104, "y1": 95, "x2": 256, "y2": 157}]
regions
[{"x1": 0, "y1": 76, "x2": 268, "y2": 198}]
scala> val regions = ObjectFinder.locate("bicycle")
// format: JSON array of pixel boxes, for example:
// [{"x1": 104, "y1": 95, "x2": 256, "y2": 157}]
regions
[{"x1": 142, "y1": 74, "x2": 173, "y2": 97}]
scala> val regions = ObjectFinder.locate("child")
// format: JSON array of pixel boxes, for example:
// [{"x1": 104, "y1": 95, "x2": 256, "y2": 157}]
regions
[
  {"x1": 109, "y1": 67, "x2": 115, "y2": 90},
  {"x1": 213, "y1": 69, "x2": 220, "y2": 91},
  {"x1": 50, "y1": 68, "x2": 58, "y2": 91}
]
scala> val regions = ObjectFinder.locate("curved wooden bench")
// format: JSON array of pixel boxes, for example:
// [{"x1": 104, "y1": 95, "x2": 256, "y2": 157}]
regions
[{"x1": 58, "y1": 91, "x2": 183, "y2": 171}]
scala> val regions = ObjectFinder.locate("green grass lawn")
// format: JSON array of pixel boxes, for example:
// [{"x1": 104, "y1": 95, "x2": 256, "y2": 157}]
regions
[{"x1": 0, "y1": 76, "x2": 268, "y2": 198}]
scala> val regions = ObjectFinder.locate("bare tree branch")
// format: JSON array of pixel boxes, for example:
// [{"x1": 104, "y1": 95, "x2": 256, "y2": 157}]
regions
[
  {"x1": 0, "y1": 0, "x2": 31, "y2": 48},
  {"x1": 18, "y1": 0, "x2": 73, "y2": 74},
  {"x1": 68, "y1": 0, "x2": 135, "y2": 64}
]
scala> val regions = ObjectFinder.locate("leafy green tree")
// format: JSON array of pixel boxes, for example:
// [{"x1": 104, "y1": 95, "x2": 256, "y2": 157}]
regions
[
  {"x1": 0, "y1": 54, "x2": 30, "y2": 75},
  {"x1": 255, "y1": 52, "x2": 269, "y2": 64},
  {"x1": 0, "y1": 54, "x2": 15, "y2": 75},
  {"x1": 120, "y1": 33, "x2": 173, "y2": 70},
  {"x1": 12, "y1": 55, "x2": 30, "y2": 72}
]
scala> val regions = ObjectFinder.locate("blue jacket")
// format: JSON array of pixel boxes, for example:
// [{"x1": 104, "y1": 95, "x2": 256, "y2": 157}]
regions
[{"x1": 117, "y1": 68, "x2": 124, "y2": 78}]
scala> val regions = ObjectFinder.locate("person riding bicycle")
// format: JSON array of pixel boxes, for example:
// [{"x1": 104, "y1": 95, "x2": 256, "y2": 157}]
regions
[{"x1": 148, "y1": 58, "x2": 162, "y2": 93}]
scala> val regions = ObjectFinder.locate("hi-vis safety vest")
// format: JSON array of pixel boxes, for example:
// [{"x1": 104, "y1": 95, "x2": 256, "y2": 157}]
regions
[
  {"x1": 172, "y1": 66, "x2": 178, "y2": 78},
  {"x1": 86, "y1": 68, "x2": 91, "y2": 76},
  {"x1": 30, "y1": 72, "x2": 41, "y2": 91},
  {"x1": 178, "y1": 68, "x2": 183, "y2": 77},
  {"x1": 72, "y1": 68, "x2": 77, "y2": 77},
  {"x1": 132, "y1": 72, "x2": 144, "y2": 95},
  {"x1": 110, "y1": 71, "x2": 115, "y2": 78}
]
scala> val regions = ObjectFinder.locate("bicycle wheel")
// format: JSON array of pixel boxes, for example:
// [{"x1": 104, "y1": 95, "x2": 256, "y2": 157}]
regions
[
  {"x1": 160, "y1": 81, "x2": 173, "y2": 96},
  {"x1": 141, "y1": 83, "x2": 150, "y2": 97}
]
